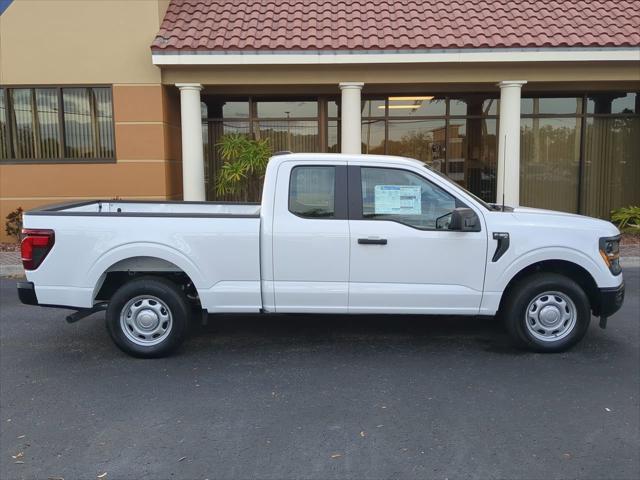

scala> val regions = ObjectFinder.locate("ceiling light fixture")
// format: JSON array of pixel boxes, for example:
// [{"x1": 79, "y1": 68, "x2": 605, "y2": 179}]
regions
[{"x1": 388, "y1": 96, "x2": 434, "y2": 101}]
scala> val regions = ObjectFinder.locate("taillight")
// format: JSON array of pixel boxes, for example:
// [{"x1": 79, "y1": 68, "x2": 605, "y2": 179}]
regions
[{"x1": 21, "y1": 229, "x2": 55, "y2": 270}]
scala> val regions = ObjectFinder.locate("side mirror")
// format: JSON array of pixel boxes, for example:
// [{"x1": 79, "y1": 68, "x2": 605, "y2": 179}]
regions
[{"x1": 449, "y1": 208, "x2": 481, "y2": 232}]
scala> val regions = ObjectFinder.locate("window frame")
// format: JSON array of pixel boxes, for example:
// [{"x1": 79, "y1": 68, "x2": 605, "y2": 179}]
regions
[
  {"x1": 288, "y1": 164, "x2": 348, "y2": 220},
  {"x1": 0, "y1": 84, "x2": 116, "y2": 164},
  {"x1": 348, "y1": 165, "x2": 472, "y2": 232}
]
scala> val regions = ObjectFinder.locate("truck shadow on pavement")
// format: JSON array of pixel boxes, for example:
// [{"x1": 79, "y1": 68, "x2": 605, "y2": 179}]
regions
[{"x1": 184, "y1": 313, "x2": 526, "y2": 356}]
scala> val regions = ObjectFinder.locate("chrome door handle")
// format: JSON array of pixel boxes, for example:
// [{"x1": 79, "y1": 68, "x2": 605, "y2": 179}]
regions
[{"x1": 358, "y1": 238, "x2": 388, "y2": 245}]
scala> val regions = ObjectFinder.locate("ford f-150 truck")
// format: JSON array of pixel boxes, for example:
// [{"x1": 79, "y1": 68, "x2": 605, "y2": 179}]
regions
[{"x1": 17, "y1": 153, "x2": 625, "y2": 357}]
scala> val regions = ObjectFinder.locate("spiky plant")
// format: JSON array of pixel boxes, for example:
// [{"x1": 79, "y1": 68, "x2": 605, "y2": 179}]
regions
[{"x1": 215, "y1": 134, "x2": 271, "y2": 201}]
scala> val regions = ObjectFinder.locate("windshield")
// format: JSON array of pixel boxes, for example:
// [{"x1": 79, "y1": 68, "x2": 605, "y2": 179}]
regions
[{"x1": 421, "y1": 162, "x2": 494, "y2": 211}]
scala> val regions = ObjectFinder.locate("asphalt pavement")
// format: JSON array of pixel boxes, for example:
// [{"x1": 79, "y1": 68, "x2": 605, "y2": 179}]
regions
[{"x1": 1, "y1": 269, "x2": 638, "y2": 480}]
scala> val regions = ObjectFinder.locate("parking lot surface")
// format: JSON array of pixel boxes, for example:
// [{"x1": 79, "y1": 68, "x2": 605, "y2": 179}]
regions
[{"x1": 1, "y1": 269, "x2": 638, "y2": 480}]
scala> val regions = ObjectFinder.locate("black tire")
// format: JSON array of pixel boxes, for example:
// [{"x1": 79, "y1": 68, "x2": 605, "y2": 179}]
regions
[
  {"x1": 106, "y1": 276, "x2": 190, "y2": 358},
  {"x1": 502, "y1": 272, "x2": 591, "y2": 353}
]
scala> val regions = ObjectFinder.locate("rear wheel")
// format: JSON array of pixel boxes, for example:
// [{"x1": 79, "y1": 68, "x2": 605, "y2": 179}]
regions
[
  {"x1": 502, "y1": 272, "x2": 591, "y2": 352},
  {"x1": 106, "y1": 276, "x2": 190, "y2": 358}
]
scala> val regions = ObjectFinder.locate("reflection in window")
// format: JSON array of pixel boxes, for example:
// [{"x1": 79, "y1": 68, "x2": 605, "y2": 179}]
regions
[
  {"x1": 0, "y1": 90, "x2": 6, "y2": 159},
  {"x1": 361, "y1": 100, "x2": 385, "y2": 117},
  {"x1": 582, "y1": 117, "x2": 640, "y2": 218},
  {"x1": 361, "y1": 119, "x2": 385, "y2": 155},
  {"x1": 361, "y1": 167, "x2": 457, "y2": 230},
  {"x1": 257, "y1": 101, "x2": 317, "y2": 118},
  {"x1": 387, "y1": 96, "x2": 446, "y2": 117},
  {"x1": 2, "y1": 87, "x2": 114, "y2": 161},
  {"x1": 289, "y1": 166, "x2": 335, "y2": 218},
  {"x1": 386, "y1": 120, "x2": 446, "y2": 171},
  {"x1": 328, "y1": 120, "x2": 340, "y2": 153},
  {"x1": 520, "y1": 117, "x2": 581, "y2": 213},
  {"x1": 521, "y1": 97, "x2": 582, "y2": 115},
  {"x1": 450, "y1": 96, "x2": 498, "y2": 116},
  {"x1": 587, "y1": 92, "x2": 638, "y2": 114},
  {"x1": 255, "y1": 120, "x2": 319, "y2": 152}
]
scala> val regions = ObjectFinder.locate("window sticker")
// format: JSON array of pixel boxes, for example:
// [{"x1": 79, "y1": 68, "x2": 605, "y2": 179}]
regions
[{"x1": 374, "y1": 185, "x2": 422, "y2": 215}]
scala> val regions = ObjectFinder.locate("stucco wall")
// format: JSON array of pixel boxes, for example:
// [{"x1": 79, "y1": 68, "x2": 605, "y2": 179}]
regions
[
  {"x1": 0, "y1": 0, "x2": 165, "y2": 84},
  {"x1": 0, "y1": 0, "x2": 178, "y2": 242}
]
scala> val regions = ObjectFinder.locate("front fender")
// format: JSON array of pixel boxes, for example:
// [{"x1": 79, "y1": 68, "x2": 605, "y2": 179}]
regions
[{"x1": 491, "y1": 246, "x2": 614, "y2": 293}]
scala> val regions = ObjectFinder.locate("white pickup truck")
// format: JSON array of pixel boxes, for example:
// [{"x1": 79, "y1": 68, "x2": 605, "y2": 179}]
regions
[{"x1": 18, "y1": 153, "x2": 625, "y2": 357}]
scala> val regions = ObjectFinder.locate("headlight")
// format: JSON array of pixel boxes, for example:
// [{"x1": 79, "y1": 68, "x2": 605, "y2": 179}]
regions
[{"x1": 599, "y1": 235, "x2": 622, "y2": 275}]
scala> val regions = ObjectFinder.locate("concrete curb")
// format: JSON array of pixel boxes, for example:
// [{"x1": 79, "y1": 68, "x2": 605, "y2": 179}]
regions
[{"x1": 0, "y1": 265, "x2": 24, "y2": 277}]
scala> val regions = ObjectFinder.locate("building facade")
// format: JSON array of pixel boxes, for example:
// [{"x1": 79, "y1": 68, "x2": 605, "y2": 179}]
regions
[{"x1": 1, "y1": 0, "x2": 639, "y2": 241}]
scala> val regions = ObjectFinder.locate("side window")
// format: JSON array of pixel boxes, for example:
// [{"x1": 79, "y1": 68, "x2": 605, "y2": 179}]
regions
[
  {"x1": 360, "y1": 167, "x2": 461, "y2": 230},
  {"x1": 289, "y1": 166, "x2": 336, "y2": 218}
]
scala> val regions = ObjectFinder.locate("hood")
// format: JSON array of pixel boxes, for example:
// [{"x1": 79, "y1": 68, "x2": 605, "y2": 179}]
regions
[{"x1": 510, "y1": 206, "x2": 620, "y2": 236}]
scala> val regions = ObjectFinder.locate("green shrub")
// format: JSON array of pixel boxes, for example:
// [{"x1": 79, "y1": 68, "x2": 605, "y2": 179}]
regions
[
  {"x1": 5, "y1": 207, "x2": 23, "y2": 242},
  {"x1": 216, "y1": 134, "x2": 272, "y2": 201},
  {"x1": 611, "y1": 206, "x2": 640, "y2": 233}
]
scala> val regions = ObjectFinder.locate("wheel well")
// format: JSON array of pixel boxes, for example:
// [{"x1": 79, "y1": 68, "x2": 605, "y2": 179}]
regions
[
  {"x1": 94, "y1": 257, "x2": 200, "y2": 308},
  {"x1": 499, "y1": 260, "x2": 600, "y2": 314}
]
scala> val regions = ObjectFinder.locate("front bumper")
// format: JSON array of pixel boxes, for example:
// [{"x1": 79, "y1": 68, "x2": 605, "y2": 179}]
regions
[
  {"x1": 595, "y1": 282, "x2": 625, "y2": 317},
  {"x1": 17, "y1": 281, "x2": 38, "y2": 306}
]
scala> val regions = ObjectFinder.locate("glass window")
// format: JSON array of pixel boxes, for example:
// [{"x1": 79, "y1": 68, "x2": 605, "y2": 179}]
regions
[
  {"x1": 328, "y1": 119, "x2": 340, "y2": 153},
  {"x1": 360, "y1": 167, "x2": 457, "y2": 230},
  {"x1": 63, "y1": 88, "x2": 96, "y2": 158},
  {"x1": 463, "y1": 118, "x2": 498, "y2": 203},
  {"x1": 361, "y1": 119, "x2": 385, "y2": 154},
  {"x1": 520, "y1": 117, "x2": 581, "y2": 213},
  {"x1": 2, "y1": 87, "x2": 113, "y2": 161},
  {"x1": 289, "y1": 166, "x2": 335, "y2": 218},
  {"x1": 450, "y1": 96, "x2": 498, "y2": 116},
  {"x1": 255, "y1": 120, "x2": 319, "y2": 152},
  {"x1": 207, "y1": 100, "x2": 249, "y2": 118},
  {"x1": 581, "y1": 116, "x2": 640, "y2": 218},
  {"x1": 388, "y1": 96, "x2": 446, "y2": 117},
  {"x1": 521, "y1": 97, "x2": 582, "y2": 115},
  {"x1": 0, "y1": 89, "x2": 7, "y2": 159},
  {"x1": 328, "y1": 100, "x2": 339, "y2": 118},
  {"x1": 257, "y1": 101, "x2": 317, "y2": 118},
  {"x1": 587, "y1": 92, "x2": 637, "y2": 114},
  {"x1": 386, "y1": 119, "x2": 446, "y2": 172},
  {"x1": 9, "y1": 89, "x2": 38, "y2": 158},
  {"x1": 361, "y1": 99, "x2": 385, "y2": 117}
]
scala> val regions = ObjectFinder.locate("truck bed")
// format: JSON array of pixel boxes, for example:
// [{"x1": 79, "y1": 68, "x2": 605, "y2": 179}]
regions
[{"x1": 23, "y1": 200, "x2": 263, "y2": 312}]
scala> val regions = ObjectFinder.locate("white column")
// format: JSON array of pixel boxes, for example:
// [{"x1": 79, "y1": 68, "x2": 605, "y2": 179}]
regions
[
  {"x1": 496, "y1": 80, "x2": 527, "y2": 206},
  {"x1": 339, "y1": 82, "x2": 364, "y2": 154},
  {"x1": 176, "y1": 83, "x2": 206, "y2": 201}
]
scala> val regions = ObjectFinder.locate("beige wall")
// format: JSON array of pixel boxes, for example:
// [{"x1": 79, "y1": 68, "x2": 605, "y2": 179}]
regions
[
  {"x1": 0, "y1": 0, "x2": 179, "y2": 241},
  {"x1": 0, "y1": 0, "x2": 165, "y2": 84},
  {"x1": 162, "y1": 62, "x2": 640, "y2": 89}
]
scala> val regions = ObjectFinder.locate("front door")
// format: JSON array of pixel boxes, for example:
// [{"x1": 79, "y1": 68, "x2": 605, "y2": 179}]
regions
[{"x1": 348, "y1": 164, "x2": 488, "y2": 314}]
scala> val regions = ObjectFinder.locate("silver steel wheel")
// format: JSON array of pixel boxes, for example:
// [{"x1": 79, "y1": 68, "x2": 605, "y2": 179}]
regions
[
  {"x1": 525, "y1": 291, "x2": 577, "y2": 342},
  {"x1": 119, "y1": 295, "x2": 173, "y2": 347}
]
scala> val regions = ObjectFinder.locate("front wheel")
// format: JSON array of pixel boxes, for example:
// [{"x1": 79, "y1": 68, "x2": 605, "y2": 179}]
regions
[
  {"x1": 106, "y1": 277, "x2": 190, "y2": 358},
  {"x1": 502, "y1": 272, "x2": 591, "y2": 353}
]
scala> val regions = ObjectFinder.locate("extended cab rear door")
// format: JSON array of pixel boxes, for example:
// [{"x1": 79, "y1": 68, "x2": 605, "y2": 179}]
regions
[
  {"x1": 347, "y1": 162, "x2": 488, "y2": 314},
  {"x1": 270, "y1": 160, "x2": 349, "y2": 313}
]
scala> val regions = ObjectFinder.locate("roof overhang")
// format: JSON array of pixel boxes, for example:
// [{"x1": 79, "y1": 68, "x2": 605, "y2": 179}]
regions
[{"x1": 152, "y1": 47, "x2": 640, "y2": 66}]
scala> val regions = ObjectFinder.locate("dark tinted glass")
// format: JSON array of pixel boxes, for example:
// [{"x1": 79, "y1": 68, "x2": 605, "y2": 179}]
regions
[
  {"x1": 289, "y1": 166, "x2": 336, "y2": 218},
  {"x1": 587, "y1": 92, "x2": 638, "y2": 114}
]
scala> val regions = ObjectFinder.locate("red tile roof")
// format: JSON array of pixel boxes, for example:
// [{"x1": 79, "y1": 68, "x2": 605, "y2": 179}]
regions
[{"x1": 152, "y1": 0, "x2": 640, "y2": 51}]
